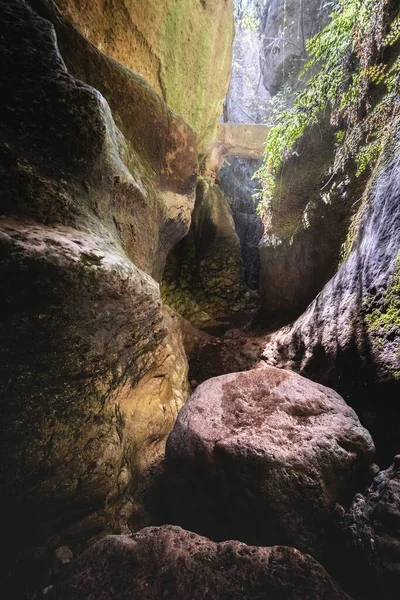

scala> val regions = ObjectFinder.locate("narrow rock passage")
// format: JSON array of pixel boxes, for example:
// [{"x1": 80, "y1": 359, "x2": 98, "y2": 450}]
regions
[{"x1": 1, "y1": 1, "x2": 399, "y2": 599}]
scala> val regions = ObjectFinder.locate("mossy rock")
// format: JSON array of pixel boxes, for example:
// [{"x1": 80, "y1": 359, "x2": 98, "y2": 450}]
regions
[
  {"x1": 162, "y1": 178, "x2": 250, "y2": 325},
  {"x1": 54, "y1": 0, "x2": 234, "y2": 154}
]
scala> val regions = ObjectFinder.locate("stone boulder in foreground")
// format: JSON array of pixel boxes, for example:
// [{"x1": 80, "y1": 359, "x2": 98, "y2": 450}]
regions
[
  {"x1": 53, "y1": 525, "x2": 351, "y2": 600},
  {"x1": 166, "y1": 367, "x2": 375, "y2": 556}
]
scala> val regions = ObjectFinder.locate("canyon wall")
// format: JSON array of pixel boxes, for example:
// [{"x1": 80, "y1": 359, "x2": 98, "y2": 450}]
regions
[
  {"x1": 54, "y1": 0, "x2": 234, "y2": 155},
  {"x1": 0, "y1": 0, "x2": 231, "y2": 590},
  {"x1": 263, "y1": 108, "x2": 400, "y2": 462}
]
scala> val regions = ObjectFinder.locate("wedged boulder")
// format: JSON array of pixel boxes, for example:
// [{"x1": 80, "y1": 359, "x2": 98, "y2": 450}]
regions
[
  {"x1": 52, "y1": 525, "x2": 351, "y2": 600},
  {"x1": 343, "y1": 457, "x2": 400, "y2": 599},
  {"x1": 162, "y1": 178, "x2": 250, "y2": 326},
  {"x1": 166, "y1": 367, "x2": 375, "y2": 556}
]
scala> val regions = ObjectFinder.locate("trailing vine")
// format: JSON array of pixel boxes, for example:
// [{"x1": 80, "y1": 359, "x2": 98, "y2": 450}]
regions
[{"x1": 254, "y1": 0, "x2": 400, "y2": 215}]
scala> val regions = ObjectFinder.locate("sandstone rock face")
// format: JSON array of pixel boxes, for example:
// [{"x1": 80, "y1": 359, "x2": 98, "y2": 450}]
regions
[
  {"x1": 54, "y1": 0, "x2": 234, "y2": 154},
  {"x1": 162, "y1": 178, "x2": 249, "y2": 326},
  {"x1": 257, "y1": 121, "x2": 357, "y2": 327},
  {"x1": 166, "y1": 367, "x2": 375, "y2": 556},
  {"x1": 53, "y1": 525, "x2": 351, "y2": 600},
  {"x1": 262, "y1": 112, "x2": 400, "y2": 459},
  {"x1": 344, "y1": 458, "x2": 400, "y2": 599},
  {"x1": 25, "y1": 0, "x2": 198, "y2": 281},
  {"x1": 0, "y1": 0, "x2": 193, "y2": 582},
  {"x1": 260, "y1": 0, "x2": 329, "y2": 95}
]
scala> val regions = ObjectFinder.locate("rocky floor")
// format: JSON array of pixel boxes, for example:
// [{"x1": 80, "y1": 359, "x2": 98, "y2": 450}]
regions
[{"x1": 29, "y1": 313, "x2": 398, "y2": 600}]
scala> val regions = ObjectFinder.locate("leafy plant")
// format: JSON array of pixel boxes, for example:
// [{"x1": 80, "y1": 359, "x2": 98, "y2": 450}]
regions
[{"x1": 254, "y1": 0, "x2": 400, "y2": 215}]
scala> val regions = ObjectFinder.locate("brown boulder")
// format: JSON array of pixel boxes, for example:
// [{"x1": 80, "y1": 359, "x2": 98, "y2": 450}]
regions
[
  {"x1": 166, "y1": 367, "x2": 375, "y2": 556},
  {"x1": 53, "y1": 525, "x2": 351, "y2": 600}
]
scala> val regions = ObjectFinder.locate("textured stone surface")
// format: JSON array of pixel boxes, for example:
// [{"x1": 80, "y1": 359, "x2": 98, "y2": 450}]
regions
[
  {"x1": 23, "y1": 0, "x2": 198, "y2": 281},
  {"x1": 52, "y1": 525, "x2": 351, "y2": 600},
  {"x1": 344, "y1": 457, "x2": 400, "y2": 600},
  {"x1": 226, "y1": 5, "x2": 270, "y2": 123},
  {"x1": 0, "y1": 0, "x2": 192, "y2": 588},
  {"x1": 166, "y1": 366, "x2": 375, "y2": 556},
  {"x1": 262, "y1": 112, "x2": 400, "y2": 460},
  {"x1": 53, "y1": 0, "x2": 234, "y2": 154},
  {"x1": 257, "y1": 121, "x2": 358, "y2": 326},
  {"x1": 162, "y1": 178, "x2": 250, "y2": 326}
]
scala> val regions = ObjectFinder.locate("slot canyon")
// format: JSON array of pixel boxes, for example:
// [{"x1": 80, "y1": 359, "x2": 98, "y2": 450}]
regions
[{"x1": 0, "y1": 0, "x2": 399, "y2": 598}]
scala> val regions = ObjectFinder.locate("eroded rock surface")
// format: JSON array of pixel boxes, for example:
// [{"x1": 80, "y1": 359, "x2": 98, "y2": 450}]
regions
[
  {"x1": 0, "y1": 0, "x2": 193, "y2": 588},
  {"x1": 260, "y1": 0, "x2": 329, "y2": 96},
  {"x1": 52, "y1": 525, "x2": 351, "y2": 600},
  {"x1": 162, "y1": 178, "x2": 250, "y2": 326},
  {"x1": 53, "y1": 0, "x2": 234, "y2": 153},
  {"x1": 166, "y1": 367, "x2": 375, "y2": 556},
  {"x1": 219, "y1": 157, "x2": 264, "y2": 290},
  {"x1": 262, "y1": 112, "x2": 400, "y2": 460}
]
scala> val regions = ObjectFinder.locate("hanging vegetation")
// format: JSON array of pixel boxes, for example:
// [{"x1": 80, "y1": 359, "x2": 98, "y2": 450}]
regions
[{"x1": 255, "y1": 0, "x2": 400, "y2": 214}]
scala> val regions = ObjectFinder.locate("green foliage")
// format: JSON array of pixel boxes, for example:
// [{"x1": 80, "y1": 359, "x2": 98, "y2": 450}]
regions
[
  {"x1": 365, "y1": 254, "x2": 400, "y2": 332},
  {"x1": 234, "y1": 0, "x2": 262, "y2": 31},
  {"x1": 255, "y1": 0, "x2": 400, "y2": 214}
]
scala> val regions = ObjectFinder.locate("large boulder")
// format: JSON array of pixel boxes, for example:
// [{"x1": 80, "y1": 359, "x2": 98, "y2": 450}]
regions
[
  {"x1": 53, "y1": 0, "x2": 234, "y2": 154},
  {"x1": 0, "y1": 0, "x2": 193, "y2": 588},
  {"x1": 52, "y1": 525, "x2": 351, "y2": 600},
  {"x1": 165, "y1": 367, "x2": 375, "y2": 557},
  {"x1": 162, "y1": 178, "x2": 250, "y2": 326}
]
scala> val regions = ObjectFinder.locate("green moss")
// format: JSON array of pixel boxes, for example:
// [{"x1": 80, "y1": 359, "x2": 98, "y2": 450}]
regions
[
  {"x1": 365, "y1": 253, "x2": 400, "y2": 332},
  {"x1": 161, "y1": 0, "x2": 233, "y2": 153}
]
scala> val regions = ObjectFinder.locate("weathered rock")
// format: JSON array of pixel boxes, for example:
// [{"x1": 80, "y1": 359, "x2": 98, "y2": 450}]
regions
[
  {"x1": 262, "y1": 111, "x2": 400, "y2": 461},
  {"x1": 343, "y1": 457, "x2": 400, "y2": 599},
  {"x1": 0, "y1": 0, "x2": 193, "y2": 590},
  {"x1": 165, "y1": 366, "x2": 375, "y2": 556},
  {"x1": 22, "y1": 0, "x2": 198, "y2": 281},
  {"x1": 53, "y1": 0, "x2": 234, "y2": 154},
  {"x1": 52, "y1": 525, "x2": 352, "y2": 600},
  {"x1": 257, "y1": 120, "x2": 364, "y2": 327},
  {"x1": 162, "y1": 178, "x2": 250, "y2": 326}
]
